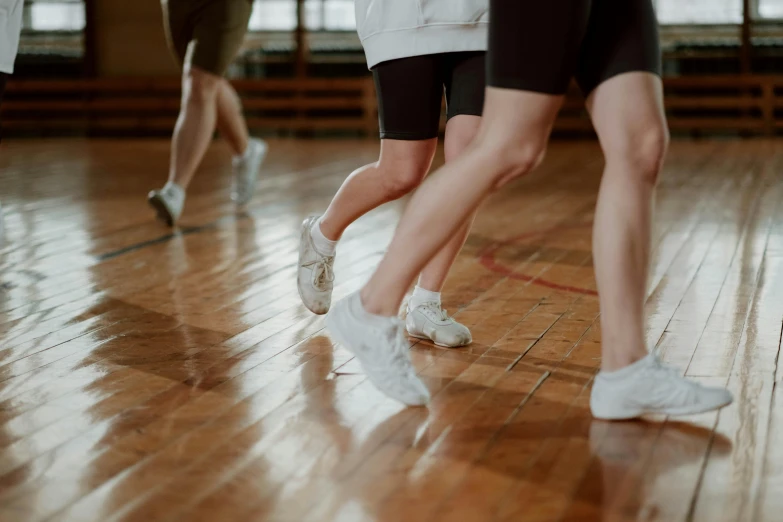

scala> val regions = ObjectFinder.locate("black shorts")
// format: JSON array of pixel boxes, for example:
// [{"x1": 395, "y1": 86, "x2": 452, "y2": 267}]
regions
[
  {"x1": 0, "y1": 73, "x2": 7, "y2": 143},
  {"x1": 372, "y1": 52, "x2": 486, "y2": 141},
  {"x1": 0, "y1": 73, "x2": 6, "y2": 105},
  {"x1": 488, "y1": 0, "x2": 661, "y2": 96}
]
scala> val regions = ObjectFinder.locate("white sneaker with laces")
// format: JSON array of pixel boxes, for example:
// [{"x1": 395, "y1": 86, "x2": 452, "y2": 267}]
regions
[
  {"x1": 326, "y1": 292, "x2": 431, "y2": 406},
  {"x1": 232, "y1": 138, "x2": 268, "y2": 205},
  {"x1": 148, "y1": 183, "x2": 185, "y2": 226},
  {"x1": 297, "y1": 215, "x2": 335, "y2": 315},
  {"x1": 406, "y1": 302, "x2": 472, "y2": 348},
  {"x1": 590, "y1": 354, "x2": 733, "y2": 420}
]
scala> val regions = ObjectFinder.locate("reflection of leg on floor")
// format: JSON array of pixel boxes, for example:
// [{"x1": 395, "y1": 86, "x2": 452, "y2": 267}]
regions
[{"x1": 583, "y1": 419, "x2": 732, "y2": 520}]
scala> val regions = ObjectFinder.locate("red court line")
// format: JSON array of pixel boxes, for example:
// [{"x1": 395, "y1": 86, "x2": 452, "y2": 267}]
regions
[{"x1": 478, "y1": 223, "x2": 598, "y2": 296}]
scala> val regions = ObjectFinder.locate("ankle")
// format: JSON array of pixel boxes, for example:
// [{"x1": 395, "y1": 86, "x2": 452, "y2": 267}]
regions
[
  {"x1": 360, "y1": 286, "x2": 398, "y2": 317},
  {"x1": 316, "y1": 216, "x2": 341, "y2": 242},
  {"x1": 600, "y1": 346, "x2": 648, "y2": 372},
  {"x1": 235, "y1": 142, "x2": 250, "y2": 159},
  {"x1": 310, "y1": 218, "x2": 338, "y2": 256}
]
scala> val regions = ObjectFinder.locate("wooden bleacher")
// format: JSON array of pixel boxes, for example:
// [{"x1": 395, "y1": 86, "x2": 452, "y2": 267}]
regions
[
  {"x1": 1, "y1": 77, "x2": 377, "y2": 135},
  {"x1": 2, "y1": 75, "x2": 783, "y2": 136}
]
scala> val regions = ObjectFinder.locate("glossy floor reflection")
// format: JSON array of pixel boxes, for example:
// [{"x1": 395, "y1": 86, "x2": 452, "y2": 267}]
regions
[{"x1": 0, "y1": 138, "x2": 781, "y2": 521}]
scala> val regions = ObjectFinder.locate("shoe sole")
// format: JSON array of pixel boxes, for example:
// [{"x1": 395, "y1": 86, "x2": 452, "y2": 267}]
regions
[
  {"x1": 148, "y1": 194, "x2": 174, "y2": 227},
  {"x1": 591, "y1": 395, "x2": 733, "y2": 420},
  {"x1": 406, "y1": 331, "x2": 471, "y2": 349}
]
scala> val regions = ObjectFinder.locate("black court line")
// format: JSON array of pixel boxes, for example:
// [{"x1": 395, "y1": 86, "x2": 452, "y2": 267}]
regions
[{"x1": 95, "y1": 212, "x2": 253, "y2": 262}]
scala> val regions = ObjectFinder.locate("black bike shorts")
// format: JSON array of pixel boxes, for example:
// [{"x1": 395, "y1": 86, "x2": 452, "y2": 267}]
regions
[
  {"x1": 488, "y1": 0, "x2": 661, "y2": 96},
  {"x1": 372, "y1": 52, "x2": 486, "y2": 140}
]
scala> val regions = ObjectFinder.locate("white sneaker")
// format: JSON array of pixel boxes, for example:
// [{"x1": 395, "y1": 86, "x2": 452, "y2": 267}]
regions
[
  {"x1": 232, "y1": 138, "x2": 268, "y2": 205},
  {"x1": 590, "y1": 354, "x2": 733, "y2": 420},
  {"x1": 297, "y1": 216, "x2": 335, "y2": 315},
  {"x1": 326, "y1": 292, "x2": 431, "y2": 406},
  {"x1": 148, "y1": 183, "x2": 185, "y2": 226},
  {"x1": 406, "y1": 302, "x2": 472, "y2": 348}
]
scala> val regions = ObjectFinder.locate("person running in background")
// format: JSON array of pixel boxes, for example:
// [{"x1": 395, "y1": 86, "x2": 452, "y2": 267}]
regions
[
  {"x1": 148, "y1": 0, "x2": 267, "y2": 226},
  {"x1": 326, "y1": 0, "x2": 734, "y2": 417},
  {"x1": 297, "y1": 0, "x2": 488, "y2": 349}
]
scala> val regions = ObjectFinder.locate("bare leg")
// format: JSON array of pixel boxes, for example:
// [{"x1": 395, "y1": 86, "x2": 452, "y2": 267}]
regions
[
  {"x1": 416, "y1": 115, "x2": 481, "y2": 292},
  {"x1": 360, "y1": 88, "x2": 564, "y2": 315},
  {"x1": 168, "y1": 66, "x2": 222, "y2": 189},
  {"x1": 319, "y1": 138, "x2": 438, "y2": 241},
  {"x1": 330, "y1": 83, "x2": 732, "y2": 416},
  {"x1": 215, "y1": 78, "x2": 249, "y2": 157},
  {"x1": 586, "y1": 72, "x2": 669, "y2": 371}
]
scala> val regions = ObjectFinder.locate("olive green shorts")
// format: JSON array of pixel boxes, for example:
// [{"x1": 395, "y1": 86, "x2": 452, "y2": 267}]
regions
[{"x1": 162, "y1": 0, "x2": 253, "y2": 76}]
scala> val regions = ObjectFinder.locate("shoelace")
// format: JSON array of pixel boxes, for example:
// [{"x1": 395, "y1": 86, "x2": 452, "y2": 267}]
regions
[
  {"x1": 303, "y1": 254, "x2": 335, "y2": 291},
  {"x1": 419, "y1": 301, "x2": 450, "y2": 322}
]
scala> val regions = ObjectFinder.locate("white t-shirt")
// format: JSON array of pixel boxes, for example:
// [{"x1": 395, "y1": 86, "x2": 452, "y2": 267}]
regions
[{"x1": 0, "y1": 0, "x2": 24, "y2": 74}]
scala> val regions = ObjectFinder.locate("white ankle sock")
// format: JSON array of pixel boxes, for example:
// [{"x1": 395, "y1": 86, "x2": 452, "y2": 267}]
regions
[
  {"x1": 234, "y1": 139, "x2": 257, "y2": 162},
  {"x1": 163, "y1": 181, "x2": 185, "y2": 197},
  {"x1": 310, "y1": 219, "x2": 338, "y2": 256},
  {"x1": 409, "y1": 286, "x2": 441, "y2": 310}
]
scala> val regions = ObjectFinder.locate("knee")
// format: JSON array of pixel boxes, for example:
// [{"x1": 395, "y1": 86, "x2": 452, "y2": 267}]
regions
[
  {"x1": 478, "y1": 138, "x2": 548, "y2": 189},
  {"x1": 183, "y1": 68, "x2": 220, "y2": 106},
  {"x1": 379, "y1": 161, "x2": 429, "y2": 198},
  {"x1": 607, "y1": 125, "x2": 669, "y2": 186}
]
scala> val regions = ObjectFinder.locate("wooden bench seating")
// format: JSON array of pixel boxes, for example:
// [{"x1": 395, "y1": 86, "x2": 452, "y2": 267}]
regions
[{"x1": 3, "y1": 75, "x2": 783, "y2": 136}]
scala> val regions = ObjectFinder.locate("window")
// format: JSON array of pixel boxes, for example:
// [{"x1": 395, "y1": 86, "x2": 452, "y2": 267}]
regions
[
  {"x1": 248, "y1": 1, "x2": 779, "y2": 30},
  {"x1": 758, "y1": 0, "x2": 783, "y2": 19},
  {"x1": 24, "y1": 0, "x2": 85, "y2": 32},
  {"x1": 249, "y1": 0, "x2": 355, "y2": 31},
  {"x1": 654, "y1": 0, "x2": 783, "y2": 23},
  {"x1": 17, "y1": 0, "x2": 86, "y2": 72},
  {"x1": 655, "y1": 0, "x2": 742, "y2": 24}
]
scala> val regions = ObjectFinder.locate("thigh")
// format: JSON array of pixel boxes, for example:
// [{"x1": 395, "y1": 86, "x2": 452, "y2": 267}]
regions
[
  {"x1": 443, "y1": 52, "x2": 486, "y2": 121},
  {"x1": 487, "y1": 0, "x2": 590, "y2": 95},
  {"x1": 372, "y1": 55, "x2": 444, "y2": 141},
  {"x1": 190, "y1": 0, "x2": 253, "y2": 76},
  {"x1": 161, "y1": 0, "x2": 193, "y2": 67},
  {"x1": 575, "y1": 0, "x2": 661, "y2": 96}
]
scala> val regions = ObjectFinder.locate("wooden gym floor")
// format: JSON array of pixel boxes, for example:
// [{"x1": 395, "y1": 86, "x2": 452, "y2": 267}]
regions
[{"x1": 0, "y1": 137, "x2": 782, "y2": 522}]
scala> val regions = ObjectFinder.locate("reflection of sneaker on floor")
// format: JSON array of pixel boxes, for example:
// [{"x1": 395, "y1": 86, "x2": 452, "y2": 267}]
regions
[
  {"x1": 148, "y1": 182, "x2": 185, "y2": 226},
  {"x1": 589, "y1": 419, "x2": 732, "y2": 480},
  {"x1": 326, "y1": 292, "x2": 430, "y2": 407},
  {"x1": 590, "y1": 354, "x2": 733, "y2": 420},
  {"x1": 406, "y1": 302, "x2": 472, "y2": 348},
  {"x1": 297, "y1": 216, "x2": 335, "y2": 315},
  {"x1": 232, "y1": 138, "x2": 267, "y2": 205}
]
